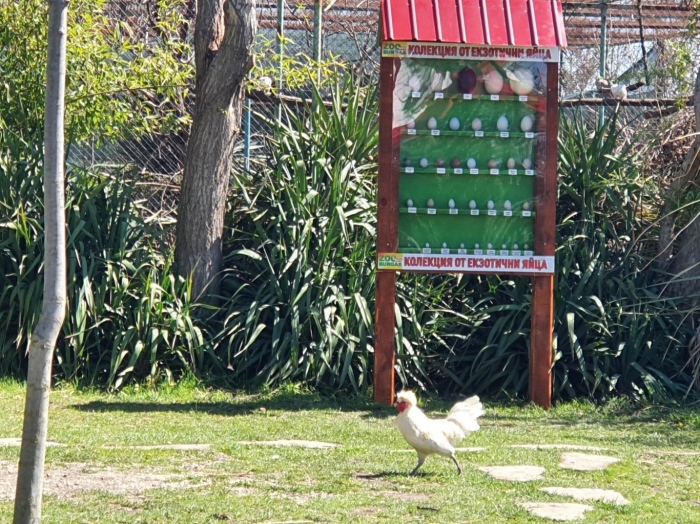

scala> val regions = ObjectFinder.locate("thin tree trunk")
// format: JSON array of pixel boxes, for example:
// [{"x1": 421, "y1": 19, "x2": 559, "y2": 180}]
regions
[
  {"x1": 13, "y1": 0, "x2": 68, "y2": 523},
  {"x1": 175, "y1": 0, "x2": 257, "y2": 298}
]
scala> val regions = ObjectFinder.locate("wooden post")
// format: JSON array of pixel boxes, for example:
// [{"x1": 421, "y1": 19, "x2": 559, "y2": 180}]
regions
[
  {"x1": 374, "y1": 57, "x2": 399, "y2": 405},
  {"x1": 530, "y1": 63, "x2": 559, "y2": 409}
]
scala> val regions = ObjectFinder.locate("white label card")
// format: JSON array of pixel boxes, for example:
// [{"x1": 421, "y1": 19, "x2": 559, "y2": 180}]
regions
[
  {"x1": 453, "y1": 168, "x2": 463, "y2": 174},
  {"x1": 407, "y1": 129, "x2": 416, "y2": 135},
  {"x1": 440, "y1": 248, "x2": 450, "y2": 254},
  {"x1": 512, "y1": 250, "x2": 522, "y2": 256},
  {"x1": 463, "y1": 93, "x2": 472, "y2": 100},
  {"x1": 474, "y1": 249, "x2": 483, "y2": 255},
  {"x1": 525, "y1": 132, "x2": 534, "y2": 138},
  {"x1": 491, "y1": 94, "x2": 499, "y2": 101},
  {"x1": 500, "y1": 131, "x2": 509, "y2": 138},
  {"x1": 422, "y1": 248, "x2": 431, "y2": 254},
  {"x1": 449, "y1": 208, "x2": 458, "y2": 215},
  {"x1": 434, "y1": 92, "x2": 444, "y2": 99},
  {"x1": 487, "y1": 210, "x2": 497, "y2": 216},
  {"x1": 470, "y1": 209, "x2": 479, "y2": 216},
  {"x1": 487, "y1": 249, "x2": 496, "y2": 255},
  {"x1": 525, "y1": 169, "x2": 534, "y2": 176},
  {"x1": 524, "y1": 250, "x2": 534, "y2": 256},
  {"x1": 490, "y1": 169, "x2": 499, "y2": 175},
  {"x1": 412, "y1": 91, "x2": 421, "y2": 98},
  {"x1": 508, "y1": 169, "x2": 517, "y2": 175},
  {"x1": 519, "y1": 95, "x2": 528, "y2": 102},
  {"x1": 500, "y1": 250, "x2": 509, "y2": 256},
  {"x1": 427, "y1": 208, "x2": 436, "y2": 215},
  {"x1": 470, "y1": 168, "x2": 479, "y2": 175},
  {"x1": 458, "y1": 248, "x2": 467, "y2": 254},
  {"x1": 475, "y1": 131, "x2": 484, "y2": 137},
  {"x1": 436, "y1": 167, "x2": 446, "y2": 174},
  {"x1": 522, "y1": 210, "x2": 532, "y2": 217},
  {"x1": 405, "y1": 167, "x2": 414, "y2": 173},
  {"x1": 408, "y1": 207, "x2": 417, "y2": 214},
  {"x1": 431, "y1": 129, "x2": 440, "y2": 136},
  {"x1": 504, "y1": 210, "x2": 513, "y2": 217}
]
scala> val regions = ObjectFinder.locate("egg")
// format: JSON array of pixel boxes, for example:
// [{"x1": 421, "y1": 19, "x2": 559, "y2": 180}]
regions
[
  {"x1": 457, "y1": 67, "x2": 477, "y2": 93},
  {"x1": 513, "y1": 243, "x2": 519, "y2": 250},
  {"x1": 449, "y1": 117, "x2": 461, "y2": 131},
  {"x1": 425, "y1": 243, "x2": 431, "y2": 248},
  {"x1": 520, "y1": 115, "x2": 534, "y2": 132},
  {"x1": 451, "y1": 158, "x2": 461, "y2": 168},
  {"x1": 448, "y1": 199, "x2": 456, "y2": 209},
  {"x1": 523, "y1": 202, "x2": 531, "y2": 210},
  {"x1": 497, "y1": 115, "x2": 509, "y2": 131},
  {"x1": 436, "y1": 158, "x2": 445, "y2": 167},
  {"x1": 508, "y1": 67, "x2": 535, "y2": 95},
  {"x1": 487, "y1": 200, "x2": 495, "y2": 210},
  {"x1": 407, "y1": 199, "x2": 414, "y2": 207},
  {"x1": 403, "y1": 158, "x2": 411, "y2": 167},
  {"x1": 471, "y1": 118, "x2": 482, "y2": 131},
  {"x1": 507, "y1": 158, "x2": 516, "y2": 169},
  {"x1": 427, "y1": 117, "x2": 438, "y2": 130},
  {"x1": 487, "y1": 243, "x2": 493, "y2": 249},
  {"x1": 522, "y1": 158, "x2": 532, "y2": 169},
  {"x1": 460, "y1": 243, "x2": 465, "y2": 248},
  {"x1": 420, "y1": 157, "x2": 429, "y2": 168},
  {"x1": 427, "y1": 198, "x2": 435, "y2": 208},
  {"x1": 524, "y1": 244, "x2": 529, "y2": 250},
  {"x1": 408, "y1": 75, "x2": 421, "y2": 92},
  {"x1": 483, "y1": 69, "x2": 504, "y2": 94},
  {"x1": 469, "y1": 200, "x2": 477, "y2": 209},
  {"x1": 488, "y1": 159, "x2": 499, "y2": 169},
  {"x1": 502, "y1": 244, "x2": 507, "y2": 250},
  {"x1": 504, "y1": 200, "x2": 512, "y2": 210},
  {"x1": 474, "y1": 243, "x2": 480, "y2": 249},
  {"x1": 442, "y1": 243, "x2": 448, "y2": 248},
  {"x1": 467, "y1": 158, "x2": 477, "y2": 169},
  {"x1": 407, "y1": 118, "x2": 416, "y2": 129}
]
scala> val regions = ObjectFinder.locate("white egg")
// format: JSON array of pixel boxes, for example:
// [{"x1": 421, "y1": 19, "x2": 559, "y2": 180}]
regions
[
  {"x1": 407, "y1": 118, "x2": 416, "y2": 129},
  {"x1": 425, "y1": 243, "x2": 431, "y2": 248},
  {"x1": 523, "y1": 202, "x2": 530, "y2": 210},
  {"x1": 469, "y1": 200, "x2": 477, "y2": 209},
  {"x1": 449, "y1": 117, "x2": 461, "y2": 131},
  {"x1": 524, "y1": 244, "x2": 529, "y2": 250},
  {"x1": 513, "y1": 243, "x2": 519, "y2": 250},
  {"x1": 448, "y1": 198, "x2": 455, "y2": 208},
  {"x1": 427, "y1": 198, "x2": 435, "y2": 208},
  {"x1": 504, "y1": 200, "x2": 512, "y2": 210},
  {"x1": 522, "y1": 158, "x2": 532, "y2": 169},
  {"x1": 408, "y1": 75, "x2": 421, "y2": 91},
  {"x1": 427, "y1": 117, "x2": 438, "y2": 130},
  {"x1": 471, "y1": 118, "x2": 482, "y2": 131},
  {"x1": 474, "y1": 243, "x2": 480, "y2": 249},
  {"x1": 520, "y1": 115, "x2": 534, "y2": 132},
  {"x1": 460, "y1": 243, "x2": 465, "y2": 248},
  {"x1": 442, "y1": 243, "x2": 447, "y2": 248},
  {"x1": 507, "y1": 158, "x2": 516, "y2": 169},
  {"x1": 483, "y1": 69, "x2": 504, "y2": 94},
  {"x1": 420, "y1": 157, "x2": 429, "y2": 168},
  {"x1": 508, "y1": 67, "x2": 535, "y2": 95},
  {"x1": 497, "y1": 115, "x2": 509, "y2": 131},
  {"x1": 487, "y1": 243, "x2": 493, "y2": 249},
  {"x1": 502, "y1": 244, "x2": 507, "y2": 250},
  {"x1": 467, "y1": 158, "x2": 477, "y2": 169},
  {"x1": 407, "y1": 199, "x2": 413, "y2": 207},
  {"x1": 487, "y1": 200, "x2": 495, "y2": 210}
]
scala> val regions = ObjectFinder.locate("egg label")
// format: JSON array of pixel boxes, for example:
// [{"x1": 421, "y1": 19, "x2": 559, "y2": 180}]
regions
[
  {"x1": 412, "y1": 91, "x2": 421, "y2": 98},
  {"x1": 525, "y1": 169, "x2": 534, "y2": 176},
  {"x1": 522, "y1": 210, "x2": 532, "y2": 217},
  {"x1": 487, "y1": 249, "x2": 496, "y2": 255},
  {"x1": 407, "y1": 129, "x2": 416, "y2": 135},
  {"x1": 408, "y1": 207, "x2": 417, "y2": 213},
  {"x1": 525, "y1": 132, "x2": 534, "y2": 139},
  {"x1": 490, "y1": 169, "x2": 499, "y2": 175},
  {"x1": 500, "y1": 132, "x2": 509, "y2": 138},
  {"x1": 470, "y1": 169, "x2": 479, "y2": 175},
  {"x1": 508, "y1": 169, "x2": 517, "y2": 175},
  {"x1": 405, "y1": 167, "x2": 414, "y2": 173},
  {"x1": 431, "y1": 130, "x2": 440, "y2": 136},
  {"x1": 427, "y1": 208, "x2": 436, "y2": 215},
  {"x1": 436, "y1": 167, "x2": 446, "y2": 174},
  {"x1": 473, "y1": 249, "x2": 483, "y2": 255},
  {"x1": 422, "y1": 247, "x2": 431, "y2": 254},
  {"x1": 441, "y1": 247, "x2": 450, "y2": 254},
  {"x1": 453, "y1": 168, "x2": 463, "y2": 174},
  {"x1": 449, "y1": 208, "x2": 458, "y2": 215},
  {"x1": 512, "y1": 250, "x2": 522, "y2": 256},
  {"x1": 462, "y1": 93, "x2": 472, "y2": 100},
  {"x1": 500, "y1": 250, "x2": 509, "y2": 255},
  {"x1": 470, "y1": 209, "x2": 479, "y2": 216},
  {"x1": 434, "y1": 92, "x2": 444, "y2": 99},
  {"x1": 458, "y1": 248, "x2": 467, "y2": 254},
  {"x1": 519, "y1": 95, "x2": 528, "y2": 102},
  {"x1": 474, "y1": 131, "x2": 484, "y2": 137},
  {"x1": 490, "y1": 94, "x2": 499, "y2": 101},
  {"x1": 487, "y1": 210, "x2": 497, "y2": 216},
  {"x1": 524, "y1": 250, "x2": 534, "y2": 256},
  {"x1": 504, "y1": 210, "x2": 513, "y2": 217}
]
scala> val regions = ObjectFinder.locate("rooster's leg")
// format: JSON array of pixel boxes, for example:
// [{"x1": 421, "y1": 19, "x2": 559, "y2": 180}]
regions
[
  {"x1": 410, "y1": 453, "x2": 426, "y2": 475},
  {"x1": 450, "y1": 453, "x2": 463, "y2": 475}
]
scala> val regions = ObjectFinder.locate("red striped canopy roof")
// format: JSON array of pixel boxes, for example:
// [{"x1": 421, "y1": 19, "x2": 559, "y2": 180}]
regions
[{"x1": 382, "y1": 0, "x2": 567, "y2": 48}]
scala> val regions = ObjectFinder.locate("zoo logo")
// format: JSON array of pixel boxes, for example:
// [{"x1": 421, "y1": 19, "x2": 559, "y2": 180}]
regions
[
  {"x1": 382, "y1": 43, "x2": 407, "y2": 57},
  {"x1": 378, "y1": 254, "x2": 403, "y2": 269}
]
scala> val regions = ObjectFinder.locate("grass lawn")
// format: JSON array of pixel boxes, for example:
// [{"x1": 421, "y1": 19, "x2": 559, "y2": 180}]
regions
[{"x1": 1, "y1": 379, "x2": 699, "y2": 523}]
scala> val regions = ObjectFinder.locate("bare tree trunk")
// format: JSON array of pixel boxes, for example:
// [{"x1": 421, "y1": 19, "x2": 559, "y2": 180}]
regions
[
  {"x1": 175, "y1": 0, "x2": 257, "y2": 298},
  {"x1": 13, "y1": 1, "x2": 68, "y2": 522}
]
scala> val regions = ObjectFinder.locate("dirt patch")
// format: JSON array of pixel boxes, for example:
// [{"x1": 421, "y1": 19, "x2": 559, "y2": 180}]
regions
[
  {"x1": 0, "y1": 459, "x2": 206, "y2": 501},
  {"x1": 377, "y1": 490, "x2": 429, "y2": 502}
]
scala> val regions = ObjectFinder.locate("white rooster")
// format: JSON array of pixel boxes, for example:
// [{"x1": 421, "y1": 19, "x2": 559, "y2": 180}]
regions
[{"x1": 395, "y1": 390, "x2": 484, "y2": 475}]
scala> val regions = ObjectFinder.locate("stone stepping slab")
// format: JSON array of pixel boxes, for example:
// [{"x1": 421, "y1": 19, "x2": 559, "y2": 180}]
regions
[
  {"x1": 510, "y1": 444, "x2": 606, "y2": 451},
  {"x1": 478, "y1": 465, "x2": 545, "y2": 482},
  {"x1": 559, "y1": 452, "x2": 619, "y2": 471},
  {"x1": 236, "y1": 440, "x2": 338, "y2": 449},
  {"x1": 519, "y1": 502, "x2": 593, "y2": 521},
  {"x1": 541, "y1": 487, "x2": 630, "y2": 506}
]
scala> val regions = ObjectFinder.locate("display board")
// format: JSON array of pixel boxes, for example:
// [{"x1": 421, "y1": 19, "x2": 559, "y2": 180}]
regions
[{"x1": 378, "y1": 51, "x2": 554, "y2": 275}]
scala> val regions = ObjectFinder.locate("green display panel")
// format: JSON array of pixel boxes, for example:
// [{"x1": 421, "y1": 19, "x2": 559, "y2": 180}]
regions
[{"x1": 393, "y1": 57, "x2": 547, "y2": 256}]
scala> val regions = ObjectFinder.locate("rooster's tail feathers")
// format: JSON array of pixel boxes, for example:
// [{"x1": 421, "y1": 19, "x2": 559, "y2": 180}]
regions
[{"x1": 446, "y1": 395, "x2": 484, "y2": 434}]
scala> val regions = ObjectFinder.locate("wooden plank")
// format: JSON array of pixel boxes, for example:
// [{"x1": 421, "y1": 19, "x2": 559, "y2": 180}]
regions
[
  {"x1": 529, "y1": 62, "x2": 558, "y2": 409},
  {"x1": 374, "y1": 56, "x2": 399, "y2": 405}
]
